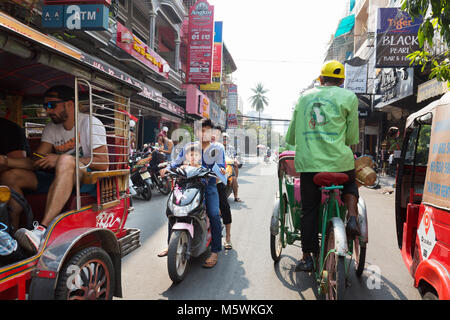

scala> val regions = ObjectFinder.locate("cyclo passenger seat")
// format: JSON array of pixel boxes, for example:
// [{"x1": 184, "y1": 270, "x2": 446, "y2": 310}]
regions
[{"x1": 313, "y1": 172, "x2": 349, "y2": 187}]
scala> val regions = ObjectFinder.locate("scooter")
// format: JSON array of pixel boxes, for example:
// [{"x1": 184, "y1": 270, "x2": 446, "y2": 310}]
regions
[
  {"x1": 148, "y1": 148, "x2": 172, "y2": 195},
  {"x1": 129, "y1": 155, "x2": 152, "y2": 201},
  {"x1": 165, "y1": 166, "x2": 216, "y2": 283}
]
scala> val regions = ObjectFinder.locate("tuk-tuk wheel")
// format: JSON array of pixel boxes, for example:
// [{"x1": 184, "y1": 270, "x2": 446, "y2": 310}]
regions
[{"x1": 55, "y1": 246, "x2": 115, "y2": 300}]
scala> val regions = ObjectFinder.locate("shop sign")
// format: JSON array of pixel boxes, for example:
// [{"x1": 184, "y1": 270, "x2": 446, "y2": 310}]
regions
[
  {"x1": 200, "y1": 21, "x2": 223, "y2": 91},
  {"x1": 423, "y1": 104, "x2": 450, "y2": 210},
  {"x1": 373, "y1": 67, "x2": 414, "y2": 109},
  {"x1": 42, "y1": 4, "x2": 109, "y2": 31},
  {"x1": 186, "y1": 84, "x2": 210, "y2": 118},
  {"x1": 187, "y1": 0, "x2": 215, "y2": 84},
  {"x1": 417, "y1": 78, "x2": 449, "y2": 103},
  {"x1": 375, "y1": 8, "x2": 423, "y2": 68},
  {"x1": 116, "y1": 22, "x2": 170, "y2": 79}
]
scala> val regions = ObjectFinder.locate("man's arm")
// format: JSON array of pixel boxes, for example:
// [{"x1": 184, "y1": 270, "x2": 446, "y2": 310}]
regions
[
  {"x1": 345, "y1": 95, "x2": 359, "y2": 146},
  {"x1": 81, "y1": 145, "x2": 109, "y2": 171},
  {"x1": 285, "y1": 106, "x2": 297, "y2": 146},
  {"x1": 6, "y1": 141, "x2": 53, "y2": 170}
]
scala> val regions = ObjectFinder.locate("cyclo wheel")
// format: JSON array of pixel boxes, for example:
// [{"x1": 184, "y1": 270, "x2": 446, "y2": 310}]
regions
[
  {"x1": 353, "y1": 237, "x2": 366, "y2": 277},
  {"x1": 55, "y1": 247, "x2": 115, "y2": 300},
  {"x1": 270, "y1": 197, "x2": 286, "y2": 262},
  {"x1": 323, "y1": 225, "x2": 346, "y2": 300}
]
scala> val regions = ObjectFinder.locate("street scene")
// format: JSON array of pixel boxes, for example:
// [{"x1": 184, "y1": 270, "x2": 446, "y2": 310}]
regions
[{"x1": 0, "y1": 0, "x2": 449, "y2": 304}]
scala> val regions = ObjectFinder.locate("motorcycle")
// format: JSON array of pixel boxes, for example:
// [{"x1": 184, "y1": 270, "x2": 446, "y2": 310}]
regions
[
  {"x1": 147, "y1": 148, "x2": 172, "y2": 196},
  {"x1": 129, "y1": 154, "x2": 153, "y2": 201},
  {"x1": 165, "y1": 166, "x2": 217, "y2": 283}
]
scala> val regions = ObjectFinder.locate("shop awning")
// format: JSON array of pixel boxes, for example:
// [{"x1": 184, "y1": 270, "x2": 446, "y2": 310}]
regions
[{"x1": 334, "y1": 14, "x2": 355, "y2": 38}]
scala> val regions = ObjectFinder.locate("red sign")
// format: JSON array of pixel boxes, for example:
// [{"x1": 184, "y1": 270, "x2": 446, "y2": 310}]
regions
[
  {"x1": 187, "y1": 0, "x2": 214, "y2": 84},
  {"x1": 116, "y1": 22, "x2": 169, "y2": 79},
  {"x1": 44, "y1": 0, "x2": 111, "y2": 5}
]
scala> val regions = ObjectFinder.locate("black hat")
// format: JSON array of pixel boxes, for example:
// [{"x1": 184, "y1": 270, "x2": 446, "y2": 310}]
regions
[{"x1": 44, "y1": 85, "x2": 74, "y2": 101}]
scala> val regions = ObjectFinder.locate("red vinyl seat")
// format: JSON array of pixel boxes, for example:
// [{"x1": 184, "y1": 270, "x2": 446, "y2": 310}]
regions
[{"x1": 313, "y1": 172, "x2": 349, "y2": 187}]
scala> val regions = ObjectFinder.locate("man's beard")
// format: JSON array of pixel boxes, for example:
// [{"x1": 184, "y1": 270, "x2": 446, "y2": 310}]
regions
[{"x1": 49, "y1": 109, "x2": 68, "y2": 124}]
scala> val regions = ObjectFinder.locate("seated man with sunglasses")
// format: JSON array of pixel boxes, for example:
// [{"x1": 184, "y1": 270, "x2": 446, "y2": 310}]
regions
[{"x1": 0, "y1": 85, "x2": 108, "y2": 254}]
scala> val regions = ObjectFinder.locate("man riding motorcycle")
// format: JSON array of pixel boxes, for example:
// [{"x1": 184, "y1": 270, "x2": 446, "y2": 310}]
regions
[{"x1": 285, "y1": 60, "x2": 361, "y2": 272}]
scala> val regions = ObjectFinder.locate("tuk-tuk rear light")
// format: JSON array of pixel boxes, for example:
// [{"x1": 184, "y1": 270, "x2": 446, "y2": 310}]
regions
[{"x1": 0, "y1": 186, "x2": 11, "y2": 203}]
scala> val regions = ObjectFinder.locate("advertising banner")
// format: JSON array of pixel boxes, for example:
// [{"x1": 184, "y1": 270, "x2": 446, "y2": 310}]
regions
[
  {"x1": 187, "y1": 0, "x2": 215, "y2": 84},
  {"x1": 44, "y1": 0, "x2": 111, "y2": 5},
  {"x1": 42, "y1": 4, "x2": 109, "y2": 31},
  {"x1": 116, "y1": 22, "x2": 169, "y2": 79},
  {"x1": 200, "y1": 21, "x2": 223, "y2": 91},
  {"x1": 423, "y1": 104, "x2": 450, "y2": 210},
  {"x1": 375, "y1": 8, "x2": 423, "y2": 68}
]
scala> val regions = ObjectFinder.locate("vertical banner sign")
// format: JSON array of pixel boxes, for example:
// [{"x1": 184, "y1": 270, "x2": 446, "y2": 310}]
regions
[
  {"x1": 375, "y1": 8, "x2": 422, "y2": 67},
  {"x1": 187, "y1": 0, "x2": 214, "y2": 84},
  {"x1": 423, "y1": 104, "x2": 450, "y2": 210},
  {"x1": 200, "y1": 21, "x2": 223, "y2": 91},
  {"x1": 344, "y1": 63, "x2": 368, "y2": 94},
  {"x1": 227, "y1": 84, "x2": 238, "y2": 128}
]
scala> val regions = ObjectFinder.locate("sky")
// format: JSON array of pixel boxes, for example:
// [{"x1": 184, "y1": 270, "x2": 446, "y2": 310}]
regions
[{"x1": 208, "y1": 0, "x2": 350, "y2": 130}]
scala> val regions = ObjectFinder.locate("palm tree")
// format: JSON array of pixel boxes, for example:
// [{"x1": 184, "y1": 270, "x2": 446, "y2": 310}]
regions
[{"x1": 249, "y1": 83, "x2": 269, "y2": 127}]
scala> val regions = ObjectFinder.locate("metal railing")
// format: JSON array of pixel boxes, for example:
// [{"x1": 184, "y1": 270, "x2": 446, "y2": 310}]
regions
[{"x1": 74, "y1": 78, "x2": 131, "y2": 209}]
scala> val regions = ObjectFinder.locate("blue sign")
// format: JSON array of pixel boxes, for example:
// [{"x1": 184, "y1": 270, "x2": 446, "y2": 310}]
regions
[
  {"x1": 42, "y1": 5, "x2": 64, "y2": 28},
  {"x1": 42, "y1": 4, "x2": 109, "y2": 31},
  {"x1": 214, "y1": 21, "x2": 223, "y2": 43},
  {"x1": 377, "y1": 8, "x2": 422, "y2": 33}
]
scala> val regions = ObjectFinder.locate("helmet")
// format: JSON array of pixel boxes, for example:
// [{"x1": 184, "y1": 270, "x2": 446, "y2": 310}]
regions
[{"x1": 320, "y1": 60, "x2": 345, "y2": 79}]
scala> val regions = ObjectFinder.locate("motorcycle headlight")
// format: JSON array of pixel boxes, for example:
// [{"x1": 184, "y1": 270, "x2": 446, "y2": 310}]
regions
[{"x1": 169, "y1": 192, "x2": 201, "y2": 217}]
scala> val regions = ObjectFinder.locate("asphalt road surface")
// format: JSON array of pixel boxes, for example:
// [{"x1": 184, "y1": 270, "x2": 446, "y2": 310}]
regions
[{"x1": 119, "y1": 157, "x2": 422, "y2": 300}]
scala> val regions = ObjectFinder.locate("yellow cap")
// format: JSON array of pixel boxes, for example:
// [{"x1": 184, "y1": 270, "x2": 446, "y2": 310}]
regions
[{"x1": 320, "y1": 60, "x2": 345, "y2": 79}]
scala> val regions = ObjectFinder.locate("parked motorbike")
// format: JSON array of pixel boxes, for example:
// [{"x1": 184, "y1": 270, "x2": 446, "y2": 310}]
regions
[
  {"x1": 129, "y1": 154, "x2": 153, "y2": 201},
  {"x1": 165, "y1": 166, "x2": 217, "y2": 283},
  {"x1": 148, "y1": 148, "x2": 172, "y2": 195}
]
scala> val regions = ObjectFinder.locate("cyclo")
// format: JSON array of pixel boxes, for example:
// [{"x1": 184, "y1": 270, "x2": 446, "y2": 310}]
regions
[
  {"x1": 395, "y1": 92, "x2": 450, "y2": 300},
  {"x1": 270, "y1": 150, "x2": 369, "y2": 299},
  {"x1": 0, "y1": 13, "x2": 140, "y2": 300}
]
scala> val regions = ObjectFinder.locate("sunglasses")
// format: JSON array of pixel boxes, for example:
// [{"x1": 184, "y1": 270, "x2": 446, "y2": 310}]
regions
[{"x1": 43, "y1": 99, "x2": 70, "y2": 110}]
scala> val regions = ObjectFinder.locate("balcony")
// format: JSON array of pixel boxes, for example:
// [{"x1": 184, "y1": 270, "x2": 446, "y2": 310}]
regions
[{"x1": 160, "y1": 0, "x2": 187, "y2": 24}]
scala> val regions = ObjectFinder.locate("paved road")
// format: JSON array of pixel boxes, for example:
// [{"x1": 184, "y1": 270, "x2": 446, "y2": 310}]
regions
[{"x1": 119, "y1": 157, "x2": 421, "y2": 300}]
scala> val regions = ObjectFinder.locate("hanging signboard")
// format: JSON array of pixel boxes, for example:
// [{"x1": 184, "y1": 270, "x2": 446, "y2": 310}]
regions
[
  {"x1": 373, "y1": 67, "x2": 414, "y2": 109},
  {"x1": 344, "y1": 63, "x2": 368, "y2": 94},
  {"x1": 187, "y1": 0, "x2": 215, "y2": 84},
  {"x1": 200, "y1": 21, "x2": 223, "y2": 91},
  {"x1": 42, "y1": 4, "x2": 109, "y2": 31},
  {"x1": 375, "y1": 8, "x2": 423, "y2": 68},
  {"x1": 115, "y1": 22, "x2": 170, "y2": 79},
  {"x1": 423, "y1": 104, "x2": 450, "y2": 210}
]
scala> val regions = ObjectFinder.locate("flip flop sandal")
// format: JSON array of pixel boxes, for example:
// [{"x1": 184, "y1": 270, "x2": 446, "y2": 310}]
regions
[
  {"x1": 157, "y1": 249, "x2": 168, "y2": 257},
  {"x1": 234, "y1": 198, "x2": 243, "y2": 202},
  {"x1": 202, "y1": 257, "x2": 218, "y2": 268},
  {"x1": 224, "y1": 242, "x2": 232, "y2": 250}
]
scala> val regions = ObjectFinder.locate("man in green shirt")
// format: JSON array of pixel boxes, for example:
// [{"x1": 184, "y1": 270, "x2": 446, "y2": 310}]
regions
[{"x1": 286, "y1": 60, "x2": 361, "y2": 272}]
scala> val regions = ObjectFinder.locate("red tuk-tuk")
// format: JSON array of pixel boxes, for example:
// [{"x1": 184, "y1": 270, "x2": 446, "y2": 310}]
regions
[
  {"x1": 0, "y1": 12, "x2": 140, "y2": 299},
  {"x1": 395, "y1": 91, "x2": 450, "y2": 300}
]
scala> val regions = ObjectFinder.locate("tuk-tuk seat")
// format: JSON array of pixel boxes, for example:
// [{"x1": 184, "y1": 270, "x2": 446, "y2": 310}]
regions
[
  {"x1": 313, "y1": 172, "x2": 349, "y2": 187},
  {"x1": 23, "y1": 192, "x2": 96, "y2": 226}
]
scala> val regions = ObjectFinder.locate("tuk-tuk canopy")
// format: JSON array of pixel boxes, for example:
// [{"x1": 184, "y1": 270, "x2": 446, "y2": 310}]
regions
[{"x1": 406, "y1": 92, "x2": 450, "y2": 129}]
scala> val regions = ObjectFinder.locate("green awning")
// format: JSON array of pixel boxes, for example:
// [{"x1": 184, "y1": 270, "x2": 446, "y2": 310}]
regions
[{"x1": 334, "y1": 14, "x2": 355, "y2": 38}]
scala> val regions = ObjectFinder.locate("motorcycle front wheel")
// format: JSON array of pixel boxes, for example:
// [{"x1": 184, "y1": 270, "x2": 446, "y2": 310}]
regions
[
  {"x1": 142, "y1": 180, "x2": 152, "y2": 201},
  {"x1": 167, "y1": 230, "x2": 191, "y2": 283}
]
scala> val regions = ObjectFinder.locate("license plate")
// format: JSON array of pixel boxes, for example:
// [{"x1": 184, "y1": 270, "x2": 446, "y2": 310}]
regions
[{"x1": 141, "y1": 172, "x2": 151, "y2": 180}]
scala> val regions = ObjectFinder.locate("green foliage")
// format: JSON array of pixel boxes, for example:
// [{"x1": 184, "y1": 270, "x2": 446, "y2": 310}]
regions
[
  {"x1": 402, "y1": 0, "x2": 450, "y2": 83},
  {"x1": 249, "y1": 83, "x2": 269, "y2": 114}
]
